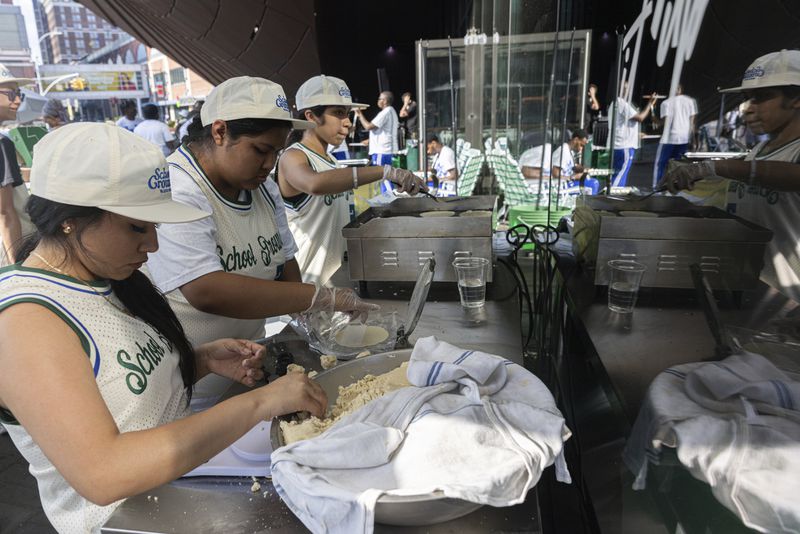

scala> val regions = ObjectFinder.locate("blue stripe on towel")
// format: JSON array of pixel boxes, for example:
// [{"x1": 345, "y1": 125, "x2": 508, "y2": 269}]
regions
[
  {"x1": 663, "y1": 368, "x2": 686, "y2": 379},
  {"x1": 425, "y1": 361, "x2": 440, "y2": 386},
  {"x1": 454, "y1": 350, "x2": 474, "y2": 365},
  {"x1": 429, "y1": 361, "x2": 444, "y2": 385},
  {"x1": 770, "y1": 379, "x2": 793, "y2": 410}
]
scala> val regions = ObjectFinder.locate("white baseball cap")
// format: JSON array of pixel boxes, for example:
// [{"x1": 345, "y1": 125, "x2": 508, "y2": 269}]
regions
[
  {"x1": 0, "y1": 63, "x2": 34, "y2": 87},
  {"x1": 30, "y1": 123, "x2": 210, "y2": 224},
  {"x1": 295, "y1": 75, "x2": 368, "y2": 110},
  {"x1": 720, "y1": 49, "x2": 800, "y2": 93},
  {"x1": 201, "y1": 76, "x2": 314, "y2": 129}
]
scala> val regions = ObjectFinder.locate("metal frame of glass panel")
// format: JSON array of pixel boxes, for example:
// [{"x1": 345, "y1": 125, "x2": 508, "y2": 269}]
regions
[{"x1": 416, "y1": 30, "x2": 592, "y2": 171}]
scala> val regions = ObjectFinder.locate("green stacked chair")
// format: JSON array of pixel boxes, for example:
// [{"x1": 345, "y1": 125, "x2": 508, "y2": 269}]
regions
[{"x1": 456, "y1": 148, "x2": 484, "y2": 197}]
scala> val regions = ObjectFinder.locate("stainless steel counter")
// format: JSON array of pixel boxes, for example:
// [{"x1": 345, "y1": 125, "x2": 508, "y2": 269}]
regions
[
  {"x1": 537, "y1": 251, "x2": 799, "y2": 534},
  {"x1": 102, "y1": 270, "x2": 536, "y2": 533}
]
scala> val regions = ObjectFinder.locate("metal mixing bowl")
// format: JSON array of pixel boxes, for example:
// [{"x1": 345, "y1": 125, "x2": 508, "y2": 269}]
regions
[{"x1": 270, "y1": 349, "x2": 483, "y2": 526}]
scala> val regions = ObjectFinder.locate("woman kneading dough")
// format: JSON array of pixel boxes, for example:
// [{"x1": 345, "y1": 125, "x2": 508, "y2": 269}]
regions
[
  {"x1": 0, "y1": 124, "x2": 328, "y2": 533},
  {"x1": 146, "y1": 77, "x2": 377, "y2": 409},
  {"x1": 277, "y1": 75, "x2": 426, "y2": 285}
]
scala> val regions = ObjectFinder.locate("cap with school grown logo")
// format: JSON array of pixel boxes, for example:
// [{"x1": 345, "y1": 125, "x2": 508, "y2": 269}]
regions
[
  {"x1": 201, "y1": 76, "x2": 315, "y2": 129},
  {"x1": 0, "y1": 62, "x2": 34, "y2": 87},
  {"x1": 720, "y1": 49, "x2": 800, "y2": 93},
  {"x1": 29, "y1": 123, "x2": 211, "y2": 223},
  {"x1": 295, "y1": 75, "x2": 368, "y2": 110}
]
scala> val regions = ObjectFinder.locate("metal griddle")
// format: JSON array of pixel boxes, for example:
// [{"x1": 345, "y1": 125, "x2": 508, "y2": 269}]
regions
[{"x1": 343, "y1": 196, "x2": 497, "y2": 283}]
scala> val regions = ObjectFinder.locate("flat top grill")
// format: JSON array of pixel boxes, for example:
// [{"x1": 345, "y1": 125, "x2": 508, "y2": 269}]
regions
[{"x1": 343, "y1": 196, "x2": 498, "y2": 239}]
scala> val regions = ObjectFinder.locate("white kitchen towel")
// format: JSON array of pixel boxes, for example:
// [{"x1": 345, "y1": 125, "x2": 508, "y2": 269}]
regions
[
  {"x1": 271, "y1": 336, "x2": 571, "y2": 534},
  {"x1": 625, "y1": 352, "x2": 800, "y2": 533},
  {"x1": 684, "y1": 352, "x2": 800, "y2": 423}
]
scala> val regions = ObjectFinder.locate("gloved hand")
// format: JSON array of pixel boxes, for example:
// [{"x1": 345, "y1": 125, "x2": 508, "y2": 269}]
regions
[
  {"x1": 304, "y1": 286, "x2": 380, "y2": 321},
  {"x1": 384, "y1": 165, "x2": 427, "y2": 195},
  {"x1": 658, "y1": 160, "x2": 717, "y2": 194}
]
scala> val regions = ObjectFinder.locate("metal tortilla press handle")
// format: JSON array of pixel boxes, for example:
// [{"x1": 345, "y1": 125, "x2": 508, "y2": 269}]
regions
[{"x1": 395, "y1": 257, "x2": 436, "y2": 349}]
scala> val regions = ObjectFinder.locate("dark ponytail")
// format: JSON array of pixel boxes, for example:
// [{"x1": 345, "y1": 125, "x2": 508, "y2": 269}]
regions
[{"x1": 21, "y1": 196, "x2": 197, "y2": 402}]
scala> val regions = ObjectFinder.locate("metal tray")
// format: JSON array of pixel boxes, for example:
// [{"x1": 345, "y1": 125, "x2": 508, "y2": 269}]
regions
[{"x1": 270, "y1": 349, "x2": 483, "y2": 526}]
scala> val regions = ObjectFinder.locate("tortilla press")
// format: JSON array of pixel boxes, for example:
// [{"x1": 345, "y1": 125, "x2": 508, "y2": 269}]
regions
[{"x1": 394, "y1": 256, "x2": 435, "y2": 349}]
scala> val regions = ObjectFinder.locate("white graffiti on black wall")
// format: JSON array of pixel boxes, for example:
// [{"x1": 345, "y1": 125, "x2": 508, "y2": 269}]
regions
[{"x1": 620, "y1": 0, "x2": 710, "y2": 101}]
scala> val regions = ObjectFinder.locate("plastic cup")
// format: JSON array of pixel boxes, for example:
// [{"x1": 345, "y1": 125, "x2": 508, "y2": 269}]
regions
[
  {"x1": 607, "y1": 260, "x2": 646, "y2": 313},
  {"x1": 452, "y1": 257, "x2": 490, "y2": 309}
]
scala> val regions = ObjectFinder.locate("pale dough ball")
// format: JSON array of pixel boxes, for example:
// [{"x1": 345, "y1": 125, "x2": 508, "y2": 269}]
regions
[
  {"x1": 286, "y1": 363, "x2": 305, "y2": 374},
  {"x1": 320, "y1": 355, "x2": 338, "y2": 369}
]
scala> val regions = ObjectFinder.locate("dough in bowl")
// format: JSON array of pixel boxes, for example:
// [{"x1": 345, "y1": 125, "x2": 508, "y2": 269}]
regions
[
  {"x1": 335, "y1": 324, "x2": 390, "y2": 348},
  {"x1": 419, "y1": 211, "x2": 455, "y2": 217}
]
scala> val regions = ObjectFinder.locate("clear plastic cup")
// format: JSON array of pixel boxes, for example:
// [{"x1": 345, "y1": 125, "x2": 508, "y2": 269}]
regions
[
  {"x1": 607, "y1": 260, "x2": 646, "y2": 313},
  {"x1": 452, "y1": 257, "x2": 490, "y2": 309}
]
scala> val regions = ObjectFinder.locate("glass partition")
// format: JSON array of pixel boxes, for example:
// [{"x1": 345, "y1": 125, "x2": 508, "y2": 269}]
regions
[{"x1": 417, "y1": 30, "x2": 591, "y2": 162}]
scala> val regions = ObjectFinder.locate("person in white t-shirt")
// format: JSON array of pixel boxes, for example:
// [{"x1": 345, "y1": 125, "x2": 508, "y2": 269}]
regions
[
  {"x1": 653, "y1": 85, "x2": 698, "y2": 186},
  {"x1": 0, "y1": 64, "x2": 35, "y2": 266},
  {"x1": 355, "y1": 91, "x2": 399, "y2": 191},
  {"x1": 277, "y1": 75, "x2": 425, "y2": 286},
  {"x1": 660, "y1": 50, "x2": 800, "y2": 302},
  {"x1": 610, "y1": 82, "x2": 658, "y2": 186},
  {"x1": 133, "y1": 103, "x2": 177, "y2": 157},
  {"x1": 426, "y1": 135, "x2": 458, "y2": 196},
  {"x1": 0, "y1": 123, "x2": 329, "y2": 533},
  {"x1": 146, "y1": 77, "x2": 379, "y2": 409},
  {"x1": 115, "y1": 100, "x2": 142, "y2": 132},
  {"x1": 518, "y1": 130, "x2": 598, "y2": 193}
]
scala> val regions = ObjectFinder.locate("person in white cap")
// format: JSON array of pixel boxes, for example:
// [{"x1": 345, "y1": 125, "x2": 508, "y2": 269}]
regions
[
  {"x1": 0, "y1": 63, "x2": 36, "y2": 266},
  {"x1": 660, "y1": 49, "x2": 800, "y2": 302},
  {"x1": 146, "y1": 76, "x2": 379, "y2": 409},
  {"x1": 277, "y1": 75, "x2": 426, "y2": 286},
  {"x1": 0, "y1": 123, "x2": 329, "y2": 533}
]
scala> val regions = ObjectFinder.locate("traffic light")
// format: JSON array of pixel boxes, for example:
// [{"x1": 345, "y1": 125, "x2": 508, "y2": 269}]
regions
[{"x1": 69, "y1": 77, "x2": 87, "y2": 91}]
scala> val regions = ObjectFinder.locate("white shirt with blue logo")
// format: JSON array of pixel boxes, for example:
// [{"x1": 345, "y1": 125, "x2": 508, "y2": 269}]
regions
[
  {"x1": 0, "y1": 265, "x2": 188, "y2": 533},
  {"x1": 281, "y1": 142, "x2": 351, "y2": 286},
  {"x1": 147, "y1": 146, "x2": 292, "y2": 405},
  {"x1": 726, "y1": 137, "x2": 800, "y2": 302}
]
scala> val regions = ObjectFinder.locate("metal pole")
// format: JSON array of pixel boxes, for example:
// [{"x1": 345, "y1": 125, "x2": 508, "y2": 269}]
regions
[
  {"x1": 607, "y1": 29, "x2": 625, "y2": 194},
  {"x1": 505, "y1": 0, "x2": 513, "y2": 152},
  {"x1": 447, "y1": 37, "x2": 458, "y2": 159},
  {"x1": 555, "y1": 28, "x2": 576, "y2": 210},
  {"x1": 537, "y1": 2, "x2": 561, "y2": 211},
  {"x1": 416, "y1": 39, "x2": 427, "y2": 173},
  {"x1": 715, "y1": 91, "x2": 726, "y2": 152}
]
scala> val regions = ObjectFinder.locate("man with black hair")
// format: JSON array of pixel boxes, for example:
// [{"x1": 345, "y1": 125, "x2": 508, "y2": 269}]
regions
[
  {"x1": 115, "y1": 100, "x2": 141, "y2": 132},
  {"x1": 355, "y1": 91, "x2": 399, "y2": 167},
  {"x1": 426, "y1": 135, "x2": 457, "y2": 195},
  {"x1": 661, "y1": 50, "x2": 800, "y2": 301},
  {"x1": 400, "y1": 91, "x2": 418, "y2": 139},
  {"x1": 133, "y1": 103, "x2": 177, "y2": 156},
  {"x1": 519, "y1": 129, "x2": 597, "y2": 193}
]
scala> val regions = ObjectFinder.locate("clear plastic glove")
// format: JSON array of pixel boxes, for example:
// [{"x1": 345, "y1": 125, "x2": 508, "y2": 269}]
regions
[
  {"x1": 658, "y1": 160, "x2": 716, "y2": 194},
  {"x1": 383, "y1": 165, "x2": 427, "y2": 195},
  {"x1": 304, "y1": 286, "x2": 380, "y2": 321}
]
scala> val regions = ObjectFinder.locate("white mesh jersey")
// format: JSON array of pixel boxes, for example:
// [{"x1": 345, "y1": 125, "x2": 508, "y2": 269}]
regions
[
  {"x1": 0, "y1": 265, "x2": 189, "y2": 533},
  {"x1": 726, "y1": 137, "x2": 800, "y2": 302},
  {"x1": 163, "y1": 149, "x2": 287, "y2": 404},
  {"x1": 280, "y1": 142, "x2": 352, "y2": 286}
]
